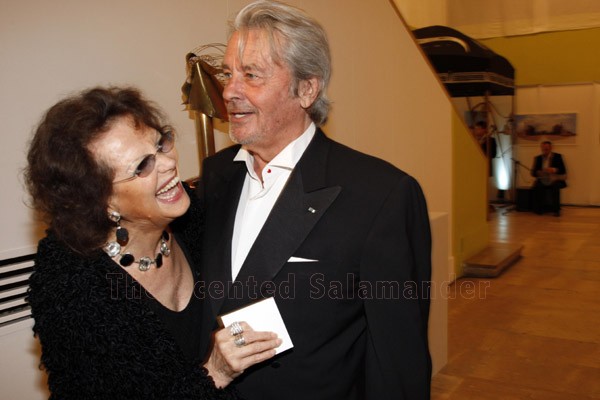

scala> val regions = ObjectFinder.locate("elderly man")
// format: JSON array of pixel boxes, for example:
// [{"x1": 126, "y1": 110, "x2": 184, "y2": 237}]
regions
[{"x1": 197, "y1": 1, "x2": 432, "y2": 399}]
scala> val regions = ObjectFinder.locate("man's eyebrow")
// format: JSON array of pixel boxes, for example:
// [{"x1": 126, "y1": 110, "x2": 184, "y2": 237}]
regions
[{"x1": 221, "y1": 61, "x2": 265, "y2": 72}]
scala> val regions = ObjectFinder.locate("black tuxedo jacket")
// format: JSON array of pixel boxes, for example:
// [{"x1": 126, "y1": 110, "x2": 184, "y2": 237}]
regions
[
  {"x1": 531, "y1": 152, "x2": 567, "y2": 187},
  {"x1": 197, "y1": 130, "x2": 432, "y2": 400}
]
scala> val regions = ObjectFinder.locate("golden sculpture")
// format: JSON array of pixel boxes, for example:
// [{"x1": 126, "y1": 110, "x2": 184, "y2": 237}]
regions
[{"x1": 182, "y1": 44, "x2": 228, "y2": 164}]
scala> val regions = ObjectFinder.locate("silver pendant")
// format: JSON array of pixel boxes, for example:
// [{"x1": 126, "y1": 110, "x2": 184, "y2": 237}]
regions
[
  {"x1": 160, "y1": 240, "x2": 170, "y2": 257},
  {"x1": 104, "y1": 241, "x2": 121, "y2": 258},
  {"x1": 138, "y1": 257, "x2": 153, "y2": 271}
]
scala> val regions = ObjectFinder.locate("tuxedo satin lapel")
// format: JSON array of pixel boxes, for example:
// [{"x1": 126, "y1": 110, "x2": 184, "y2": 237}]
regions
[
  {"x1": 234, "y1": 168, "x2": 341, "y2": 286},
  {"x1": 203, "y1": 162, "x2": 246, "y2": 319}
]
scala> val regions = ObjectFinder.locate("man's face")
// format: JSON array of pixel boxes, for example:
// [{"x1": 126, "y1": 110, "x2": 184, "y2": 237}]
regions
[
  {"x1": 222, "y1": 29, "x2": 311, "y2": 154},
  {"x1": 473, "y1": 125, "x2": 486, "y2": 139},
  {"x1": 541, "y1": 143, "x2": 552, "y2": 156}
]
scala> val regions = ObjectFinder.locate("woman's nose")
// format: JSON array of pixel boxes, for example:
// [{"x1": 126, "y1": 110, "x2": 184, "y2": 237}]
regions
[{"x1": 156, "y1": 150, "x2": 177, "y2": 173}]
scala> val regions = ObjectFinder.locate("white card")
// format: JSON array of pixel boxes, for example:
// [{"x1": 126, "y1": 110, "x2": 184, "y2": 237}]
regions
[{"x1": 219, "y1": 297, "x2": 293, "y2": 354}]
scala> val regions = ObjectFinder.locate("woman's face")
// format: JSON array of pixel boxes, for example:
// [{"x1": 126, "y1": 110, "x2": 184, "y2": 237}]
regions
[{"x1": 90, "y1": 115, "x2": 190, "y2": 231}]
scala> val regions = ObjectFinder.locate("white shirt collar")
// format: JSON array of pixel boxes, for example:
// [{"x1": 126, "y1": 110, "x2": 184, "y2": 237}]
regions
[{"x1": 233, "y1": 123, "x2": 316, "y2": 180}]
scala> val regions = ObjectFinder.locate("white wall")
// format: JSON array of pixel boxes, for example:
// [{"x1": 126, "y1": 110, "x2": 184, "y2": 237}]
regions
[
  {"x1": 428, "y1": 212, "x2": 449, "y2": 375},
  {"x1": 0, "y1": 320, "x2": 47, "y2": 399},
  {"x1": 514, "y1": 83, "x2": 600, "y2": 205},
  {"x1": 1, "y1": 0, "x2": 237, "y2": 258},
  {"x1": 311, "y1": 0, "x2": 453, "y2": 214}
]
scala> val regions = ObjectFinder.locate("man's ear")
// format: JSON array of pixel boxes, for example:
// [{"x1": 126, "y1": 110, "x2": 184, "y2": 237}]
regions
[{"x1": 298, "y1": 77, "x2": 320, "y2": 109}]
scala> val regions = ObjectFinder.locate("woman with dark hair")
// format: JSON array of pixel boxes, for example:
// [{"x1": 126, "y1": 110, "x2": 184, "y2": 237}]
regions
[{"x1": 25, "y1": 86, "x2": 280, "y2": 399}]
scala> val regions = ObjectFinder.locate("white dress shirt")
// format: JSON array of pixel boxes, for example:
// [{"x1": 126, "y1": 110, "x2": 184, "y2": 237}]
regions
[
  {"x1": 542, "y1": 153, "x2": 552, "y2": 170},
  {"x1": 230, "y1": 124, "x2": 316, "y2": 280}
]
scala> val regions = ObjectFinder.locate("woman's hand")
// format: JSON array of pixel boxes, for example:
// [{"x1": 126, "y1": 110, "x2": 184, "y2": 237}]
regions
[{"x1": 203, "y1": 321, "x2": 281, "y2": 388}]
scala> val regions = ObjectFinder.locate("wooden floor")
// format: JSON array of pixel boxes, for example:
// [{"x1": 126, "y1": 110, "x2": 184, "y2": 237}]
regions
[{"x1": 431, "y1": 205, "x2": 600, "y2": 400}]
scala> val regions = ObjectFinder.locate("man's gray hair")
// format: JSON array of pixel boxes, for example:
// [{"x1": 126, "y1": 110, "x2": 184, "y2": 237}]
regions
[{"x1": 231, "y1": 0, "x2": 331, "y2": 126}]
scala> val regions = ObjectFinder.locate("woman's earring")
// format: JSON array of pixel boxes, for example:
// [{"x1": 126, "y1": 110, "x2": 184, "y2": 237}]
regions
[
  {"x1": 109, "y1": 211, "x2": 129, "y2": 245},
  {"x1": 104, "y1": 211, "x2": 129, "y2": 258}
]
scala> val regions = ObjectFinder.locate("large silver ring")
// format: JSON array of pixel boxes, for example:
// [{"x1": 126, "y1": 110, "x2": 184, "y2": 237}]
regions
[
  {"x1": 234, "y1": 334, "x2": 247, "y2": 347},
  {"x1": 230, "y1": 321, "x2": 243, "y2": 336}
]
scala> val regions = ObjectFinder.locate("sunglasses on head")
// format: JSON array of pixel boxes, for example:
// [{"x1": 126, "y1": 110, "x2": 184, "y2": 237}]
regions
[{"x1": 113, "y1": 130, "x2": 175, "y2": 184}]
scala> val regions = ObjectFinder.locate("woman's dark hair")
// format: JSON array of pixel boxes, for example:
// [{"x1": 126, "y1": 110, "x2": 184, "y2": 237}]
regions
[{"x1": 24, "y1": 86, "x2": 171, "y2": 256}]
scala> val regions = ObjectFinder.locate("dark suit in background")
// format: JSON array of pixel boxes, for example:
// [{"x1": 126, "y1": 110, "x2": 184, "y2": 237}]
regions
[{"x1": 531, "y1": 145, "x2": 567, "y2": 215}]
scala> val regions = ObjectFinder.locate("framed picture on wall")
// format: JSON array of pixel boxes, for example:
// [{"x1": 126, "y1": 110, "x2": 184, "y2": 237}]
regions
[{"x1": 514, "y1": 113, "x2": 577, "y2": 144}]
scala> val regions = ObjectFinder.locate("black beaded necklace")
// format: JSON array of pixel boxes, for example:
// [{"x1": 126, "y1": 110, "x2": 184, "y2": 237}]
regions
[{"x1": 104, "y1": 231, "x2": 171, "y2": 272}]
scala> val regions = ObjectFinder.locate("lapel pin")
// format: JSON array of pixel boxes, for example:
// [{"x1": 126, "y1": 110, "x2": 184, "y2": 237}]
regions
[{"x1": 308, "y1": 207, "x2": 317, "y2": 214}]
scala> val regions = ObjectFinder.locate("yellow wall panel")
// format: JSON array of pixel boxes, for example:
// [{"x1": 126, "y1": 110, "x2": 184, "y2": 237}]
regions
[{"x1": 482, "y1": 28, "x2": 600, "y2": 85}]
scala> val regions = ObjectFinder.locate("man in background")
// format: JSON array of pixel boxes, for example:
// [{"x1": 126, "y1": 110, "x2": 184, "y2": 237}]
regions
[
  {"x1": 472, "y1": 120, "x2": 497, "y2": 177},
  {"x1": 531, "y1": 140, "x2": 567, "y2": 216}
]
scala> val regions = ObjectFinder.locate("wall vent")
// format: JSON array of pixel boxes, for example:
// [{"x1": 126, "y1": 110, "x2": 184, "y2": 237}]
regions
[{"x1": 0, "y1": 254, "x2": 35, "y2": 330}]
